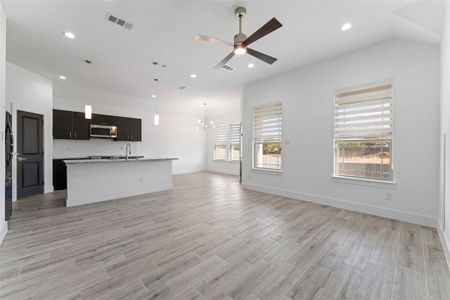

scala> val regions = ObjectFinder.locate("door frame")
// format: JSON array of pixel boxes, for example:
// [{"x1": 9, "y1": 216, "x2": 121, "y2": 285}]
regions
[{"x1": 16, "y1": 110, "x2": 44, "y2": 198}]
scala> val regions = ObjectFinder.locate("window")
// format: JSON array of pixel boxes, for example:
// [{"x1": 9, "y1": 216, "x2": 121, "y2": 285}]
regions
[
  {"x1": 214, "y1": 123, "x2": 241, "y2": 161},
  {"x1": 214, "y1": 125, "x2": 228, "y2": 160},
  {"x1": 253, "y1": 103, "x2": 282, "y2": 170},
  {"x1": 334, "y1": 83, "x2": 393, "y2": 181},
  {"x1": 229, "y1": 123, "x2": 241, "y2": 161}
]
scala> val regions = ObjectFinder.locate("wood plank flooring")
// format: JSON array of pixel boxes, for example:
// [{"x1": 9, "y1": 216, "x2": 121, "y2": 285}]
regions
[{"x1": 0, "y1": 172, "x2": 449, "y2": 299}]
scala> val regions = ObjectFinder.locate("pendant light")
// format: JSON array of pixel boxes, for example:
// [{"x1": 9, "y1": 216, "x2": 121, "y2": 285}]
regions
[
  {"x1": 85, "y1": 59, "x2": 93, "y2": 119},
  {"x1": 153, "y1": 78, "x2": 159, "y2": 126},
  {"x1": 85, "y1": 104, "x2": 92, "y2": 119}
]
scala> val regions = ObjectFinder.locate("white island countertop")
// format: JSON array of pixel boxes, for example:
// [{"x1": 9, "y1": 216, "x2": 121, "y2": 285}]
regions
[
  {"x1": 64, "y1": 157, "x2": 178, "y2": 164},
  {"x1": 65, "y1": 157, "x2": 178, "y2": 207}
]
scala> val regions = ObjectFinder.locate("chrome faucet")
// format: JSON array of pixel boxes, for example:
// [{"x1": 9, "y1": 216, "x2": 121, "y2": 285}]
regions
[{"x1": 125, "y1": 143, "x2": 131, "y2": 160}]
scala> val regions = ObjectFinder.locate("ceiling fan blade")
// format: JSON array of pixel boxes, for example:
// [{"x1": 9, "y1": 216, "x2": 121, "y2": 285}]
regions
[
  {"x1": 194, "y1": 34, "x2": 233, "y2": 46},
  {"x1": 243, "y1": 18, "x2": 282, "y2": 47},
  {"x1": 214, "y1": 52, "x2": 235, "y2": 69},
  {"x1": 247, "y1": 48, "x2": 277, "y2": 64}
]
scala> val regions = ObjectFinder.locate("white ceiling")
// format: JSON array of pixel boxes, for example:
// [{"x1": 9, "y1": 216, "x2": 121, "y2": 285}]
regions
[{"x1": 2, "y1": 0, "x2": 444, "y2": 117}]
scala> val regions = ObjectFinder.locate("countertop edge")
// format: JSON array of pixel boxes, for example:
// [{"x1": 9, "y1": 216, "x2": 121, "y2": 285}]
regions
[{"x1": 64, "y1": 158, "x2": 179, "y2": 164}]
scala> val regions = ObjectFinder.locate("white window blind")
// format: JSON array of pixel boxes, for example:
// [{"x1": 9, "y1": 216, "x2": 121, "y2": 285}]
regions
[
  {"x1": 335, "y1": 84, "x2": 393, "y2": 140},
  {"x1": 229, "y1": 124, "x2": 241, "y2": 145},
  {"x1": 214, "y1": 125, "x2": 228, "y2": 145},
  {"x1": 214, "y1": 125, "x2": 228, "y2": 160},
  {"x1": 334, "y1": 83, "x2": 393, "y2": 181},
  {"x1": 253, "y1": 103, "x2": 282, "y2": 170},
  {"x1": 254, "y1": 103, "x2": 282, "y2": 143},
  {"x1": 229, "y1": 123, "x2": 241, "y2": 161}
]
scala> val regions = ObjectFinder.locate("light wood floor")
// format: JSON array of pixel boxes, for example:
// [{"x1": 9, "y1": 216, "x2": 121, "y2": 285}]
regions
[{"x1": 0, "y1": 172, "x2": 449, "y2": 300}]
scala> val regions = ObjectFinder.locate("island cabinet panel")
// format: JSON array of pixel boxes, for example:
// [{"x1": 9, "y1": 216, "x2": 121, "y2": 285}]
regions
[
  {"x1": 129, "y1": 118, "x2": 142, "y2": 141},
  {"x1": 53, "y1": 159, "x2": 67, "y2": 190}
]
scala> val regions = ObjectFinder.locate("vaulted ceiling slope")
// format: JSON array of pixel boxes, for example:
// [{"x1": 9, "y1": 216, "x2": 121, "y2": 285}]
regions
[{"x1": 2, "y1": 0, "x2": 444, "y2": 116}]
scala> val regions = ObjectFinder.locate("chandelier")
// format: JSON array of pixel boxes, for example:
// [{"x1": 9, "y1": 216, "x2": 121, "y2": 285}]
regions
[{"x1": 196, "y1": 103, "x2": 215, "y2": 131}]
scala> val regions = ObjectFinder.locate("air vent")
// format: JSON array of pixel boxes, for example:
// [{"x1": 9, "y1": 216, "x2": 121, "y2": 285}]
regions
[
  {"x1": 106, "y1": 13, "x2": 133, "y2": 30},
  {"x1": 222, "y1": 65, "x2": 236, "y2": 72}
]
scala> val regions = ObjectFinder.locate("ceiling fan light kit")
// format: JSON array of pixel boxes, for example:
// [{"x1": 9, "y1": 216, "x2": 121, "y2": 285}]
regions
[{"x1": 194, "y1": 6, "x2": 282, "y2": 69}]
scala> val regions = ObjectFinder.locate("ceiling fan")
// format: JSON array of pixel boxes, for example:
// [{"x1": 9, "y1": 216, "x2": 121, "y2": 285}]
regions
[{"x1": 194, "y1": 7, "x2": 283, "y2": 69}]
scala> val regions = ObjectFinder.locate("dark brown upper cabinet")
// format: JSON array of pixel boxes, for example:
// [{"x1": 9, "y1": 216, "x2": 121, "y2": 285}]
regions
[
  {"x1": 53, "y1": 109, "x2": 141, "y2": 142},
  {"x1": 53, "y1": 109, "x2": 72, "y2": 139},
  {"x1": 116, "y1": 117, "x2": 130, "y2": 141},
  {"x1": 129, "y1": 118, "x2": 142, "y2": 142},
  {"x1": 53, "y1": 109, "x2": 89, "y2": 140},
  {"x1": 72, "y1": 111, "x2": 90, "y2": 140},
  {"x1": 116, "y1": 117, "x2": 142, "y2": 142}
]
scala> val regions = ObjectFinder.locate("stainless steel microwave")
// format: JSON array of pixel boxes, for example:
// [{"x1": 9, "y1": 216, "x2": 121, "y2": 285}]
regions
[{"x1": 90, "y1": 124, "x2": 117, "y2": 139}]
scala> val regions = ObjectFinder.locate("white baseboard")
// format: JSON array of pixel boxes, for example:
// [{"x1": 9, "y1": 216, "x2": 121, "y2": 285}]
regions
[
  {"x1": 207, "y1": 168, "x2": 239, "y2": 176},
  {"x1": 242, "y1": 183, "x2": 436, "y2": 227},
  {"x1": 0, "y1": 221, "x2": 8, "y2": 246},
  {"x1": 437, "y1": 221, "x2": 450, "y2": 269}
]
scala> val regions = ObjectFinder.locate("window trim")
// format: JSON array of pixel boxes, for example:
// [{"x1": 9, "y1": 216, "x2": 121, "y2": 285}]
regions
[
  {"x1": 332, "y1": 80, "x2": 395, "y2": 183},
  {"x1": 252, "y1": 102, "x2": 283, "y2": 172}
]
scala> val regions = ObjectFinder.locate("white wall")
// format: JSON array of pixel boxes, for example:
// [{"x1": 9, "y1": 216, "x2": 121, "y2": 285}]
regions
[
  {"x1": 6, "y1": 63, "x2": 53, "y2": 200},
  {"x1": 439, "y1": 1, "x2": 450, "y2": 264},
  {"x1": 242, "y1": 39, "x2": 440, "y2": 227},
  {"x1": 207, "y1": 113, "x2": 241, "y2": 176},
  {"x1": 53, "y1": 83, "x2": 207, "y2": 175},
  {"x1": 0, "y1": 3, "x2": 7, "y2": 244}
]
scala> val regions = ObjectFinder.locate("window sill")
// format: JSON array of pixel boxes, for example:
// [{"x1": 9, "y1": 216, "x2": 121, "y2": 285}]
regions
[
  {"x1": 213, "y1": 159, "x2": 240, "y2": 163},
  {"x1": 252, "y1": 168, "x2": 283, "y2": 175},
  {"x1": 331, "y1": 175, "x2": 396, "y2": 188}
]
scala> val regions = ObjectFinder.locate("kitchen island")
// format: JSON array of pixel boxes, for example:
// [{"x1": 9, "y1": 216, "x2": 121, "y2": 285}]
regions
[{"x1": 64, "y1": 157, "x2": 178, "y2": 207}]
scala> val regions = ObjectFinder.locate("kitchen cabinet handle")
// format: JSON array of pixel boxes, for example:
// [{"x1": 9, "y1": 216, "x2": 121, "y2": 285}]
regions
[{"x1": 74, "y1": 131, "x2": 77, "y2": 139}]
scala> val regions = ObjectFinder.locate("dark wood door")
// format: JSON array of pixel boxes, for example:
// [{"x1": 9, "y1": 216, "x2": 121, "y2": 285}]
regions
[
  {"x1": 17, "y1": 110, "x2": 44, "y2": 198},
  {"x1": 116, "y1": 117, "x2": 130, "y2": 141},
  {"x1": 53, "y1": 109, "x2": 72, "y2": 139},
  {"x1": 72, "y1": 111, "x2": 90, "y2": 140},
  {"x1": 129, "y1": 118, "x2": 142, "y2": 141}
]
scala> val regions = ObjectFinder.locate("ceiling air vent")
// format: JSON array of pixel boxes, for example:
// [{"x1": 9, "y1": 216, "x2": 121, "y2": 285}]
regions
[
  {"x1": 221, "y1": 65, "x2": 236, "y2": 72},
  {"x1": 106, "y1": 13, "x2": 133, "y2": 30}
]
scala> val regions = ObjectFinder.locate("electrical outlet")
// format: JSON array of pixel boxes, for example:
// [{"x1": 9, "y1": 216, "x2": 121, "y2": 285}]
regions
[{"x1": 385, "y1": 192, "x2": 393, "y2": 201}]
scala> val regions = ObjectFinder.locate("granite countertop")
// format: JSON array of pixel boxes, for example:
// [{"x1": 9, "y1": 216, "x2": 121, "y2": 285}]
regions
[{"x1": 64, "y1": 157, "x2": 178, "y2": 164}]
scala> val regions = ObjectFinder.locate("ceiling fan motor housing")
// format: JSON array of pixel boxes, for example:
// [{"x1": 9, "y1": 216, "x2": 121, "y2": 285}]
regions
[
  {"x1": 235, "y1": 7, "x2": 246, "y2": 17},
  {"x1": 234, "y1": 32, "x2": 247, "y2": 46}
]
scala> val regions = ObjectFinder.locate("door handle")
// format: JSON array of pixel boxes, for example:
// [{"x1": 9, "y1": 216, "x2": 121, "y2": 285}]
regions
[{"x1": 17, "y1": 156, "x2": 27, "y2": 162}]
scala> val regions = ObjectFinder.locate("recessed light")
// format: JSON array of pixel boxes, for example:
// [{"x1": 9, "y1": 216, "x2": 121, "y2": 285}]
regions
[
  {"x1": 190, "y1": 74, "x2": 197, "y2": 78},
  {"x1": 248, "y1": 63, "x2": 255, "y2": 68},
  {"x1": 59, "y1": 75, "x2": 66, "y2": 80},
  {"x1": 64, "y1": 32, "x2": 76, "y2": 39},
  {"x1": 340, "y1": 23, "x2": 352, "y2": 31},
  {"x1": 152, "y1": 94, "x2": 156, "y2": 98}
]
